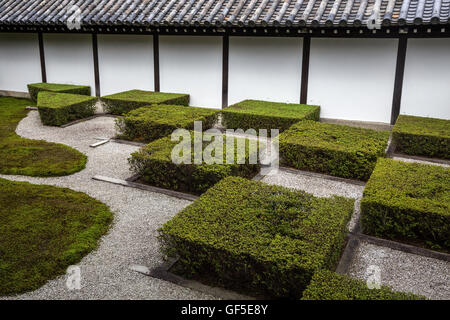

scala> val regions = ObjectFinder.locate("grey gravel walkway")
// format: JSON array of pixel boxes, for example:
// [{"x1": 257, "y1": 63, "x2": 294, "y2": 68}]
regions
[{"x1": 0, "y1": 111, "x2": 213, "y2": 300}]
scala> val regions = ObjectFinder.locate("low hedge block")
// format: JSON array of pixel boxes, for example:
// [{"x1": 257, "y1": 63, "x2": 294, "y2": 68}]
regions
[
  {"x1": 101, "y1": 89, "x2": 190, "y2": 115},
  {"x1": 116, "y1": 104, "x2": 219, "y2": 143},
  {"x1": 159, "y1": 177, "x2": 354, "y2": 298},
  {"x1": 37, "y1": 92, "x2": 97, "y2": 126},
  {"x1": 222, "y1": 99, "x2": 320, "y2": 133},
  {"x1": 27, "y1": 82, "x2": 91, "y2": 102},
  {"x1": 361, "y1": 158, "x2": 450, "y2": 252},
  {"x1": 279, "y1": 120, "x2": 390, "y2": 181},
  {"x1": 129, "y1": 133, "x2": 261, "y2": 194},
  {"x1": 301, "y1": 270, "x2": 425, "y2": 300},
  {"x1": 393, "y1": 115, "x2": 450, "y2": 159}
]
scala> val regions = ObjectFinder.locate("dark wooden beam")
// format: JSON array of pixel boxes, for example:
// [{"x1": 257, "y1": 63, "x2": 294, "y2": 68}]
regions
[
  {"x1": 300, "y1": 36, "x2": 310, "y2": 104},
  {"x1": 153, "y1": 33, "x2": 160, "y2": 92},
  {"x1": 391, "y1": 36, "x2": 408, "y2": 125},
  {"x1": 38, "y1": 32, "x2": 47, "y2": 83},
  {"x1": 92, "y1": 33, "x2": 101, "y2": 97},
  {"x1": 222, "y1": 35, "x2": 229, "y2": 109}
]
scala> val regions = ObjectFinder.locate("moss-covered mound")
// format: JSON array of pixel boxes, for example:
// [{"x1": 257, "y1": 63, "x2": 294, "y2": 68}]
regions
[
  {"x1": 222, "y1": 99, "x2": 320, "y2": 133},
  {"x1": 301, "y1": 270, "x2": 425, "y2": 300},
  {"x1": 279, "y1": 120, "x2": 390, "y2": 180},
  {"x1": 361, "y1": 158, "x2": 450, "y2": 252},
  {"x1": 160, "y1": 177, "x2": 354, "y2": 298},
  {"x1": 129, "y1": 132, "x2": 261, "y2": 194},
  {"x1": 37, "y1": 91, "x2": 97, "y2": 126},
  {"x1": 393, "y1": 115, "x2": 450, "y2": 159},
  {"x1": 0, "y1": 97, "x2": 86, "y2": 177},
  {"x1": 27, "y1": 82, "x2": 91, "y2": 102},
  {"x1": 116, "y1": 104, "x2": 219, "y2": 143},
  {"x1": 0, "y1": 178, "x2": 113, "y2": 295},
  {"x1": 102, "y1": 89, "x2": 190, "y2": 115}
]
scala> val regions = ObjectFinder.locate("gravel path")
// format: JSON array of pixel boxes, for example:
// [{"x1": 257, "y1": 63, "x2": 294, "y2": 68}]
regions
[{"x1": 0, "y1": 111, "x2": 213, "y2": 300}]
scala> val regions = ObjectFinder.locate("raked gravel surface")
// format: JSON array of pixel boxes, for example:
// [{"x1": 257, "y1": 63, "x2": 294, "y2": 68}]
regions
[{"x1": 0, "y1": 111, "x2": 214, "y2": 300}]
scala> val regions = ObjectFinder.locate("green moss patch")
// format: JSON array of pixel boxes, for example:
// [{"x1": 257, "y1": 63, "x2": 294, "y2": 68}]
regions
[
  {"x1": 301, "y1": 270, "x2": 425, "y2": 300},
  {"x1": 279, "y1": 120, "x2": 390, "y2": 180},
  {"x1": 393, "y1": 115, "x2": 450, "y2": 159},
  {"x1": 0, "y1": 178, "x2": 113, "y2": 295},
  {"x1": 160, "y1": 177, "x2": 354, "y2": 298},
  {"x1": 222, "y1": 99, "x2": 320, "y2": 133},
  {"x1": 102, "y1": 89, "x2": 190, "y2": 115},
  {"x1": 37, "y1": 91, "x2": 97, "y2": 126},
  {"x1": 116, "y1": 104, "x2": 219, "y2": 143},
  {"x1": 361, "y1": 158, "x2": 450, "y2": 252},
  {"x1": 0, "y1": 97, "x2": 86, "y2": 176},
  {"x1": 27, "y1": 82, "x2": 91, "y2": 102},
  {"x1": 130, "y1": 132, "x2": 261, "y2": 194}
]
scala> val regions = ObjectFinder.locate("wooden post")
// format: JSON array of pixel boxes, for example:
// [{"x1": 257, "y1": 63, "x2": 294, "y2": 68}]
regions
[
  {"x1": 92, "y1": 33, "x2": 101, "y2": 97},
  {"x1": 300, "y1": 36, "x2": 311, "y2": 104},
  {"x1": 222, "y1": 35, "x2": 229, "y2": 109},
  {"x1": 391, "y1": 36, "x2": 408, "y2": 125},
  {"x1": 38, "y1": 32, "x2": 47, "y2": 83},
  {"x1": 153, "y1": 34, "x2": 160, "y2": 92}
]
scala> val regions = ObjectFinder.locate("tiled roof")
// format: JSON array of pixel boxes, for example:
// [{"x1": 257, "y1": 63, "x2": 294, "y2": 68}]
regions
[{"x1": 0, "y1": 0, "x2": 449, "y2": 28}]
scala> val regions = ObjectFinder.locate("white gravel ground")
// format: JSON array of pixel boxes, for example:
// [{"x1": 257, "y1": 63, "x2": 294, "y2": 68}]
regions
[
  {"x1": 0, "y1": 111, "x2": 213, "y2": 300},
  {"x1": 348, "y1": 241, "x2": 450, "y2": 300}
]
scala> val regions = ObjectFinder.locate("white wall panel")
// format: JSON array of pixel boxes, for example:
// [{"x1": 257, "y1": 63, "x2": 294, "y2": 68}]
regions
[
  {"x1": 401, "y1": 39, "x2": 450, "y2": 120},
  {"x1": 0, "y1": 33, "x2": 41, "y2": 92},
  {"x1": 44, "y1": 34, "x2": 95, "y2": 94},
  {"x1": 160, "y1": 36, "x2": 221, "y2": 108},
  {"x1": 308, "y1": 38, "x2": 398, "y2": 123},
  {"x1": 98, "y1": 35, "x2": 154, "y2": 95},
  {"x1": 228, "y1": 37, "x2": 302, "y2": 105}
]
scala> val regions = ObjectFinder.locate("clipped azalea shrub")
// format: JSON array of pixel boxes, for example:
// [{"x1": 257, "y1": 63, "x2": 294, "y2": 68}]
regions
[
  {"x1": 222, "y1": 99, "x2": 320, "y2": 134},
  {"x1": 129, "y1": 132, "x2": 262, "y2": 194},
  {"x1": 101, "y1": 89, "x2": 189, "y2": 115},
  {"x1": 279, "y1": 120, "x2": 390, "y2": 181},
  {"x1": 393, "y1": 115, "x2": 450, "y2": 159},
  {"x1": 361, "y1": 158, "x2": 450, "y2": 252},
  {"x1": 301, "y1": 270, "x2": 425, "y2": 300},
  {"x1": 27, "y1": 82, "x2": 91, "y2": 102},
  {"x1": 116, "y1": 104, "x2": 219, "y2": 143},
  {"x1": 37, "y1": 91, "x2": 97, "y2": 126},
  {"x1": 159, "y1": 177, "x2": 354, "y2": 298}
]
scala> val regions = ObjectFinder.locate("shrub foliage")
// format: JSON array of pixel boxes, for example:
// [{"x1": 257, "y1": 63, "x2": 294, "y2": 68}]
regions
[
  {"x1": 393, "y1": 115, "x2": 450, "y2": 159},
  {"x1": 116, "y1": 104, "x2": 219, "y2": 143},
  {"x1": 361, "y1": 158, "x2": 450, "y2": 252},
  {"x1": 279, "y1": 120, "x2": 390, "y2": 180},
  {"x1": 27, "y1": 82, "x2": 91, "y2": 102},
  {"x1": 101, "y1": 89, "x2": 190, "y2": 115},
  {"x1": 159, "y1": 177, "x2": 354, "y2": 298},
  {"x1": 222, "y1": 99, "x2": 320, "y2": 133}
]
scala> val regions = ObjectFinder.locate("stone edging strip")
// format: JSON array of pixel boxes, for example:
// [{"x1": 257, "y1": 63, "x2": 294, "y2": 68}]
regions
[
  {"x1": 391, "y1": 153, "x2": 450, "y2": 166},
  {"x1": 92, "y1": 175, "x2": 199, "y2": 201},
  {"x1": 109, "y1": 138, "x2": 146, "y2": 147}
]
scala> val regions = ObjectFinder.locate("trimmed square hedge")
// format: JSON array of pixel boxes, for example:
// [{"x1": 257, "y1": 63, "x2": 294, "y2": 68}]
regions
[
  {"x1": 301, "y1": 270, "x2": 425, "y2": 300},
  {"x1": 393, "y1": 115, "x2": 450, "y2": 159},
  {"x1": 101, "y1": 89, "x2": 190, "y2": 115},
  {"x1": 159, "y1": 177, "x2": 354, "y2": 298},
  {"x1": 222, "y1": 99, "x2": 320, "y2": 133},
  {"x1": 361, "y1": 158, "x2": 450, "y2": 252},
  {"x1": 37, "y1": 92, "x2": 97, "y2": 126},
  {"x1": 129, "y1": 133, "x2": 261, "y2": 194},
  {"x1": 28, "y1": 82, "x2": 91, "y2": 102},
  {"x1": 279, "y1": 120, "x2": 390, "y2": 181},
  {"x1": 116, "y1": 104, "x2": 219, "y2": 143}
]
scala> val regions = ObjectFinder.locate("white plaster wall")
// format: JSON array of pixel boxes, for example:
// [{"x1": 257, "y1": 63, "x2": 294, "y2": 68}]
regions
[
  {"x1": 159, "y1": 36, "x2": 222, "y2": 108},
  {"x1": 401, "y1": 39, "x2": 450, "y2": 120},
  {"x1": 98, "y1": 35, "x2": 154, "y2": 95},
  {"x1": 0, "y1": 33, "x2": 41, "y2": 92},
  {"x1": 44, "y1": 34, "x2": 95, "y2": 94},
  {"x1": 308, "y1": 38, "x2": 398, "y2": 123},
  {"x1": 228, "y1": 37, "x2": 302, "y2": 105}
]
